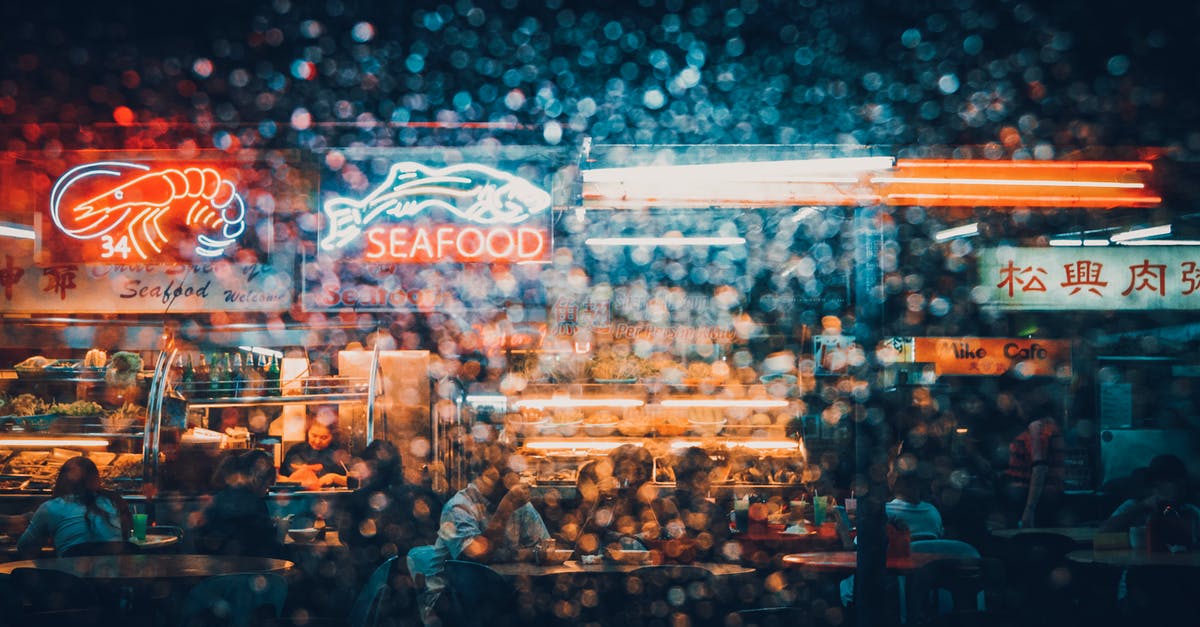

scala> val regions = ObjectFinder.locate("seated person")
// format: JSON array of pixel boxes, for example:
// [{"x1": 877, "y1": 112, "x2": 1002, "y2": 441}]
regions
[
  {"x1": 1101, "y1": 454, "x2": 1200, "y2": 539},
  {"x1": 652, "y1": 447, "x2": 731, "y2": 561},
  {"x1": 438, "y1": 445, "x2": 550, "y2": 564},
  {"x1": 195, "y1": 450, "x2": 285, "y2": 558},
  {"x1": 18, "y1": 457, "x2": 132, "y2": 556},
  {"x1": 886, "y1": 470, "x2": 944, "y2": 541},
  {"x1": 281, "y1": 417, "x2": 349, "y2": 489},
  {"x1": 569, "y1": 458, "x2": 660, "y2": 555},
  {"x1": 338, "y1": 439, "x2": 444, "y2": 565}
]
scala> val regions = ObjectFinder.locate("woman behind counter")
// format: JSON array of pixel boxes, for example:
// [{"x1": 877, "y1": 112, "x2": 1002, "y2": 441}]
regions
[
  {"x1": 281, "y1": 418, "x2": 349, "y2": 489},
  {"x1": 17, "y1": 457, "x2": 133, "y2": 557}
]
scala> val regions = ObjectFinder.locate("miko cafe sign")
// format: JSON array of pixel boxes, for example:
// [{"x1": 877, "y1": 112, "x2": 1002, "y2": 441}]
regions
[{"x1": 319, "y1": 162, "x2": 553, "y2": 264}]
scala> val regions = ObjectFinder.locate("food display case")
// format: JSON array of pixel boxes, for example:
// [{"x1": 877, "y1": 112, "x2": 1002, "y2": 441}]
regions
[
  {"x1": 504, "y1": 380, "x2": 808, "y2": 492},
  {"x1": 0, "y1": 351, "x2": 159, "y2": 498}
]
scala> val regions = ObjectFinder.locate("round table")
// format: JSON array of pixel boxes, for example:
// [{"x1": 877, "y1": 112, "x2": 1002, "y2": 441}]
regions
[
  {"x1": 781, "y1": 551, "x2": 952, "y2": 574},
  {"x1": 1067, "y1": 549, "x2": 1200, "y2": 568},
  {"x1": 488, "y1": 560, "x2": 754, "y2": 579},
  {"x1": 990, "y1": 527, "x2": 1098, "y2": 545},
  {"x1": 0, "y1": 554, "x2": 294, "y2": 581}
]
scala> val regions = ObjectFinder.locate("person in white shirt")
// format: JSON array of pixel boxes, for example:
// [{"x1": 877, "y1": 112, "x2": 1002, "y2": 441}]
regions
[{"x1": 886, "y1": 471, "x2": 944, "y2": 540}]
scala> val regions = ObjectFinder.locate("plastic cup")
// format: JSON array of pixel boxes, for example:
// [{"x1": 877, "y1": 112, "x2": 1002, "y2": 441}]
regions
[
  {"x1": 813, "y1": 496, "x2": 827, "y2": 527},
  {"x1": 132, "y1": 513, "x2": 148, "y2": 541}
]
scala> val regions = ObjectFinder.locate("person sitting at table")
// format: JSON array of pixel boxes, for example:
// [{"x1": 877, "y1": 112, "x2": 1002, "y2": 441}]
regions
[
  {"x1": 195, "y1": 449, "x2": 285, "y2": 559},
  {"x1": 338, "y1": 439, "x2": 444, "y2": 572},
  {"x1": 568, "y1": 457, "x2": 660, "y2": 555},
  {"x1": 653, "y1": 446, "x2": 732, "y2": 561},
  {"x1": 280, "y1": 415, "x2": 350, "y2": 489},
  {"x1": 17, "y1": 456, "x2": 133, "y2": 557},
  {"x1": 886, "y1": 466, "x2": 944, "y2": 541},
  {"x1": 437, "y1": 445, "x2": 551, "y2": 564}
]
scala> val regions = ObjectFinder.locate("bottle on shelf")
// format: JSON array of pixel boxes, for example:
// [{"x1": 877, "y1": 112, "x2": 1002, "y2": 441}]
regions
[
  {"x1": 209, "y1": 352, "x2": 225, "y2": 398},
  {"x1": 194, "y1": 353, "x2": 210, "y2": 399},
  {"x1": 230, "y1": 352, "x2": 246, "y2": 397},
  {"x1": 266, "y1": 356, "x2": 281, "y2": 396},
  {"x1": 180, "y1": 354, "x2": 195, "y2": 393},
  {"x1": 245, "y1": 352, "x2": 266, "y2": 396}
]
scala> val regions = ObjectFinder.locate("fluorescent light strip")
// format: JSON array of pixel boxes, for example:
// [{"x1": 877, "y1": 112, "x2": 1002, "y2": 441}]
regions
[
  {"x1": 884, "y1": 194, "x2": 1161, "y2": 205},
  {"x1": 895, "y1": 160, "x2": 1153, "y2": 170},
  {"x1": 873, "y1": 176, "x2": 1145, "y2": 189},
  {"x1": 1111, "y1": 224, "x2": 1171, "y2": 242},
  {"x1": 1048, "y1": 239, "x2": 1111, "y2": 247},
  {"x1": 659, "y1": 399, "x2": 789, "y2": 409},
  {"x1": 466, "y1": 394, "x2": 508, "y2": 406},
  {"x1": 237, "y1": 346, "x2": 284, "y2": 359},
  {"x1": 512, "y1": 398, "x2": 645, "y2": 409},
  {"x1": 934, "y1": 223, "x2": 979, "y2": 242},
  {"x1": 585, "y1": 236, "x2": 746, "y2": 247},
  {"x1": 1116, "y1": 240, "x2": 1200, "y2": 246},
  {"x1": 583, "y1": 156, "x2": 895, "y2": 183},
  {"x1": 0, "y1": 438, "x2": 111, "y2": 448},
  {"x1": 523, "y1": 440, "x2": 638, "y2": 451},
  {"x1": 0, "y1": 224, "x2": 35, "y2": 240},
  {"x1": 668, "y1": 439, "x2": 800, "y2": 451}
]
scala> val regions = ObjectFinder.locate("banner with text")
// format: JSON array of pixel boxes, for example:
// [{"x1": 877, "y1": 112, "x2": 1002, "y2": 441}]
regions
[
  {"x1": 880, "y1": 336, "x2": 1071, "y2": 377},
  {"x1": 979, "y1": 246, "x2": 1200, "y2": 310},
  {"x1": 0, "y1": 241, "x2": 292, "y2": 313}
]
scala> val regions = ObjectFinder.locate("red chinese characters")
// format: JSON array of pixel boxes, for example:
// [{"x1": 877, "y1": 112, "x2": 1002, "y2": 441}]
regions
[
  {"x1": 1061, "y1": 261, "x2": 1108, "y2": 296},
  {"x1": 997, "y1": 261, "x2": 1048, "y2": 297},
  {"x1": 1122, "y1": 259, "x2": 1167, "y2": 297}
]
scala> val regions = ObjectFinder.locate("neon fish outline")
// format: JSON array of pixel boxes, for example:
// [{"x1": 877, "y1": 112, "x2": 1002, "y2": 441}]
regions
[
  {"x1": 320, "y1": 162, "x2": 552, "y2": 251},
  {"x1": 49, "y1": 161, "x2": 247, "y2": 260}
]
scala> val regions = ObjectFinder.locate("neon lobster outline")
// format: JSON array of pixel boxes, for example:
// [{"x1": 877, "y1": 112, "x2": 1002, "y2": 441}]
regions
[
  {"x1": 320, "y1": 162, "x2": 552, "y2": 251},
  {"x1": 49, "y1": 161, "x2": 247, "y2": 260}
]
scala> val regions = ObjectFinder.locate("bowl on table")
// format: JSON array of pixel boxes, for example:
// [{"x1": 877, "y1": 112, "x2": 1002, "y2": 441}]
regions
[
  {"x1": 288, "y1": 528, "x2": 320, "y2": 543},
  {"x1": 605, "y1": 548, "x2": 651, "y2": 564},
  {"x1": 539, "y1": 548, "x2": 576, "y2": 565}
]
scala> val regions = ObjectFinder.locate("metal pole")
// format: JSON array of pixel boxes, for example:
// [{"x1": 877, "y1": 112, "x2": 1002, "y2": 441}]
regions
[{"x1": 853, "y1": 204, "x2": 890, "y2": 627}]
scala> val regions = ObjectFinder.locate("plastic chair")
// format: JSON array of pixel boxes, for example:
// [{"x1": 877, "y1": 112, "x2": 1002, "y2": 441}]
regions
[
  {"x1": 628, "y1": 565, "x2": 721, "y2": 627},
  {"x1": 1000, "y1": 532, "x2": 1077, "y2": 626},
  {"x1": 442, "y1": 560, "x2": 520, "y2": 627},
  {"x1": 907, "y1": 558, "x2": 1006, "y2": 627},
  {"x1": 59, "y1": 540, "x2": 141, "y2": 557},
  {"x1": 179, "y1": 572, "x2": 288, "y2": 627},
  {"x1": 735, "y1": 606, "x2": 809, "y2": 627},
  {"x1": 349, "y1": 556, "x2": 397, "y2": 627},
  {"x1": 4, "y1": 568, "x2": 104, "y2": 626}
]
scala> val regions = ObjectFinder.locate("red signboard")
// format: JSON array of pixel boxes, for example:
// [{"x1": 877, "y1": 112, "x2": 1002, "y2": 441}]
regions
[{"x1": 40, "y1": 161, "x2": 248, "y2": 263}]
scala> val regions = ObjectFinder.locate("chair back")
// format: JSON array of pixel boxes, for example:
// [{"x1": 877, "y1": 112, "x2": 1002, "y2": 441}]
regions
[
  {"x1": 443, "y1": 560, "x2": 519, "y2": 627},
  {"x1": 349, "y1": 556, "x2": 397, "y2": 627},
  {"x1": 907, "y1": 558, "x2": 1005, "y2": 627},
  {"x1": 60, "y1": 540, "x2": 140, "y2": 557},
  {"x1": 628, "y1": 565, "x2": 721, "y2": 627},
  {"x1": 179, "y1": 572, "x2": 288, "y2": 627},
  {"x1": 5, "y1": 567, "x2": 100, "y2": 614}
]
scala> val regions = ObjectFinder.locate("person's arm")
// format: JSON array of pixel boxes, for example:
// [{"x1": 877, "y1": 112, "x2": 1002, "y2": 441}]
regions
[
  {"x1": 462, "y1": 485, "x2": 531, "y2": 563},
  {"x1": 1020, "y1": 422, "x2": 1048, "y2": 528},
  {"x1": 1100, "y1": 498, "x2": 1155, "y2": 532},
  {"x1": 16, "y1": 505, "x2": 50, "y2": 557}
]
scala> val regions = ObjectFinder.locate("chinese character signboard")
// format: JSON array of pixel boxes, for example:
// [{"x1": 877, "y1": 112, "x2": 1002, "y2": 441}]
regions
[
  {"x1": 881, "y1": 337, "x2": 1071, "y2": 377},
  {"x1": 305, "y1": 146, "x2": 572, "y2": 312},
  {"x1": 979, "y1": 247, "x2": 1200, "y2": 310}
]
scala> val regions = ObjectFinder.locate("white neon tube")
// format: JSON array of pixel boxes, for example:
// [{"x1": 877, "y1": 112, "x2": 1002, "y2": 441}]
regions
[
  {"x1": 1048, "y1": 239, "x2": 1111, "y2": 247},
  {"x1": 1116, "y1": 240, "x2": 1200, "y2": 246},
  {"x1": 0, "y1": 224, "x2": 35, "y2": 240},
  {"x1": 1110, "y1": 224, "x2": 1171, "y2": 242},
  {"x1": 522, "y1": 440, "x2": 637, "y2": 451},
  {"x1": 512, "y1": 398, "x2": 645, "y2": 409},
  {"x1": 934, "y1": 223, "x2": 979, "y2": 242},
  {"x1": 659, "y1": 399, "x2": 789, "y2": 409},
  {"x1": 585, "y1": 236, "x2": 746, "y2": 247},
  {"x1": 584, "y1": 156, "x2": 895, "y2": 184},
  {"x1": 0, "y1": 438, "x2": 111, "y2": 448},
  {"x1": 668, "y1": 439, "x2": 800, "y2": 451}
]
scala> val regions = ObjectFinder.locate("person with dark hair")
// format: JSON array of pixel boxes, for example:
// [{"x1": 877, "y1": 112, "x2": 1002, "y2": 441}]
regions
[
  {"x1": 570, "y1": 455, "x2": 660, "y2": 555},
  {"x1": 886, "y1": 468, "x2": 944, "y2": 541},
  {"x1": 1101, "y1": 455, "x2": 1199, "y2": 536},
  {"x1": 338, "y1": 439, "x2": 443, "y2": 567},
  {"x1": 436, "y1": 446, "x2": 549, "y2": 564},
  {"x1": 195, "y1": 450, "x2": 285, "y2": 558},
  {"x1": 281, "y1": 417, "x2": 350, "y2": 489},
  {"x1": 17, "y1": 456, "x2": 132, "y2": 556},
  {"x1": 1002, "y1": 392, "x2": 1065, "y2": 527},
  {"x1": 653, "y1": 447, "x2": 731, "y2": 560}
]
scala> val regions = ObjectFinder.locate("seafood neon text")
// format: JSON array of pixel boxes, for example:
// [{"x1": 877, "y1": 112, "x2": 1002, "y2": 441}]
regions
[{"x1": 363, "y1": 225, "x2": 546, "y2": 263}]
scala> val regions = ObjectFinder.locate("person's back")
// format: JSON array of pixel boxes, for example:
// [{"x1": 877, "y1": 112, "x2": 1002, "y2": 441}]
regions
[
  {"x1": 340, "y1": 440, "x2": 444, "y2": 563},
  {"x1": 17, "y1": 457, "x2": 129, "y2": 557},
  {"x1": 196, "y1": 450, "x2": 284, "y2": 558}
]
